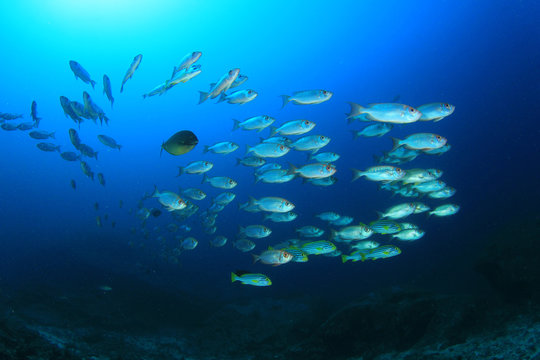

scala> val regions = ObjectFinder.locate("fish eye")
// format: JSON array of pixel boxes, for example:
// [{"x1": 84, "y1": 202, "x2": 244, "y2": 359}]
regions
[
  {"x1": 436, "y1": 135, "x2": 442, "y2": 140},
  {"x1": 396, "y1": 168, "x2": 402, "y2": 173},
  {"x1": 304, "y1": 120, "x2": 309, "y2": 125},
  {"x1": 326, "y1": 165, "x2": 331, "y2": 171},
  {"x1": 285, "y1": 201, "x2": 290, "y2": 206},
  {"x1": 279, "y1": 145, "x2": 284, "y2": 150},
  {"x1": 444, "y1": 103, "x2": 450, "y2": 108},
  {"x1": 409, "y1": 107, "x2": 416, "y2": 113},
  {"x1": 320, "y1": 136, "x2": 324, "y2": 140}
]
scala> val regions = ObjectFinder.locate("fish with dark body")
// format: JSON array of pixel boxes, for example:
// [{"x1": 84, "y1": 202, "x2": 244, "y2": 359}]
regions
[
  {"x1": 69, "y1": 60, "x2": 96, "y2": 88},
  {"x1": 120, "y1": 54, "x2": 143, "y2": 92}
]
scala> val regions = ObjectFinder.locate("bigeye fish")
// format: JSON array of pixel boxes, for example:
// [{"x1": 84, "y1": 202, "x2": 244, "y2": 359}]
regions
[
  {"x1": 161, "y1": 130, "x2": 199, "y2": 156},
  {"x1": 231, "y1": 272, "x2": 271, "y2": 286},
  {"x1": 239, "y1": 225, "x2": 271, "y2": 239},
  {"x1": 346, "y1": 103, "x2": 421, "y2": 124},
  {"x1": 180, "y1": 187, "x2": 206, "y2": 201},
  {"x1": 59, "y1": 96, "x2": 82, "y2": 125},
  {"x1": 210, "y1": 236, "x2": 227, "y2": 247},
  {"x1": 79, "y1": 144, "x2": 98, "y2": 160},
  {"x1": 17, "y1": 122, "x2": 36, "y2": 131},
  {"x1": 392, "y1": 133, "x2": 447, "y2": 151},
  {"x1": 307, "y1": 176, "x2": 338, "y2": 187},
  {"x1": 1, "y1": 123, "x2": 18, "y2": 131},
  {"x1": 233, "y1": 238, "x2": 256, "y2": 252},
  {"x1": 181, "y1": 237, "x2": 198, "y2": 250},
  {"x1": 80, "y1": 161, "x2": 94, "y2": 181},
  {"x1": 241, "y1": 196, "x2": 294, "y2": 213},
  {"x1": 167, "y1": 64, "x2": 202, "y2": 88},
  {"x1": 102, "y1": 75, "x2": 114, "y2": 108},
  {"x1": 351, "y1": 240, "x2": 380, "y2": 250},
  {"x1": 204, "y1": 141, "x2": 239, "y2": 154},
  {"x1": 428, "y1": 187, "x2": 456, "y2": 199},
  {"x1": 69, "y1": 128, "x2": 82, "y2": 150},
  {"x1": 29, "y1": 130, "x2": 55, "y2": 140},
  {"x1": 308, "y1": 152, "x2": 340, "y2": 163},
  {"x1": 202, "y1": 175, "x2": 237, "y2": 189},
  {"x1": 213, "y1": 192, "x2": 236, "y2": 205},
  {"x1": 69, "y1": 60, "x2": 96, "y2": 88},
  {"x1": 229, "y1": 74, "x2": 248, "y2": 88},
  {"x1": 412, "y1": 202, "x2": 430, "y2": 214},
  {"x1": 151, "y1": 186, "x2": 186, "y2": 211},
  {"x1": 97, "y1": 173, "x2": 105, "y2": 186},
  {"x1": 352, "y1": 123, "x2": 393, "y2": 139},
  {"x1": 82, "y1": 91, "x2": 105, "y2": 123},
  {"x1": 60, "y1": 151, "x2": 80, "y2": 162},
  {"x1": 70, "y1": 101, "x2": 91, "y2": 120},
  {"x1": 255, "y1": 163, "x2": 282, "y2": 173},
  {"x1": 142, "y1": 82, "x2": 169, "y2": 99},
  {"x1": 330, "y1": 216, "x2": 354, "y2": 226},
  {"x1": 282, "y1": 247, "x2": 308, "y2": 262},
  {"x1": 120, "y1": 54, "x2": 143, "y2": 92},
  {"x1": 296, "y1": 226, "x2": 324, "y2": 238},
  {"x1": 261, "y1": 136, "x2": 293, "y2": 146},
  {"x1": 255, "y1": 169, "x2": 295, "y2": 184},
  {"x1": 400, "y1": 168, "x2": 438, "y2": 184},
  {"x1": 232, "y1": 115, "x2": 275, "y2": 132},
  {"x1": 377, "y1": 203, "x2": 416, "y2": 220},
  {"x1": 392, "y1": 229, "x2": 425, "y2": 241},
  {"x1": 218, "y1": 89, "x2": 258, "y2": 105},
  {"x1": 424, "y1": 144, "x2": 451, "y2": 155},
  {"x1": 280, "y1": 89, "x2": 332, "y2": 108},
  {"x1": 264, "y1": 212, "x2": 297, "y2": 222},
  {"x1": 171, "y1": 51, "x2": 202, "y2": 79},
  {"x1": 291, "y1": 135, "x2": 330, "y2": 153},
  {"x1": 429, "y1": 204, "x2": 460, "y2": 217},
  {"x1": 351, "y1": 166, "x2": 405, "y2": 182},
  {"x1": 246, "y1": 142, "x2": 290, "y2": 158},
  {"x1": 288, "y1": 163, "x2": 336, "y2": 179},
  {"x1": 199, "y1": 68, "x2": 240, "y2": 104},
  {"x1": 177, "y1": 160, "x2": 213, "y2": 176},
  {"x1": 412, "y1": 180, "x2": 446, "y2": 193},
  {"x1": 269, "y1": 119, "x2": 316, "y2": 136},
  {"x1": 316, "y1": 212, "x2": 340, "y2": 222},
  {"x1": 236, "y1": 156, "x2": 266, "y2": 167},
  {"x1": 30, "y1": 101, "x2": 41, "y2": 127},
  {"x1": 252, "y1": 249, "x2": 293, "y2": 266},
  {"x1": 0, "y1": 113, "x2": 22, "y2": 120},
  {"x1": 331, "y1": 225, "x2": 373, "y2": 241},
  {"x1": 36, "y1": 142, "x2": 60, "y2": 152},
  {"x1": 399, "y1": 222, "x2": 419, "y2": 230},
  {"x1": 97, "y1": 134, "x2": 122, "y2": 150},
  {"x1": 417, "y1": 103, "x2": 455, "y2": 122},
  {"x1": 301, "y1": 240, "x2": 337, "y2": 255}
]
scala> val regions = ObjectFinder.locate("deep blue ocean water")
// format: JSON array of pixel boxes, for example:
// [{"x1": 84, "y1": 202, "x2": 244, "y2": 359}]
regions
[{"x1": 0, "y1": 1, "x2": 539, "y2": 358}]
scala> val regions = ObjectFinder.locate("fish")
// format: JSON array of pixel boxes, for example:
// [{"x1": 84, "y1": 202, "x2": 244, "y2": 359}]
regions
[
  {"x1": 399, "y1": 222, "x2": 419, "y2": 230},
  {"x1": 350, "y1": 240, "x2": 380, "y2": 250},
  {"x1": 70, "y1": 179, "x2": 76, "y2": 190},
  {"x1": 218, "y1": 89, "x2": 258, "y2": 105},
  {"x1": 231, "y1": 271, "x2": 271, "y2": 286},
  {"x1": 269, "y1": 119, "x2": 316, "y2": 136},
  {"x1": 264, "y1": 212, "x2": 297, "y2": 222},
  {"x1": 233, "y1": 238, "x2": 256, "y2": 252},
  {"x1": 369, "y1": 220, "x2": 402, "y2": 234},
  {"x1": 60, "y1": 151, "x2": 80, "y2": 161},
  {"x1": 400, "y1": 168, "x2": 439, "y2": 184},
  {"x1": 351, "y1": 166, "x2": 405, "y2": 182},
  {"x1": 36, "y1": 142, "x2": 60, "y2": 152},
  {"x1": 199, "y1": 68, "x2": 240, "y2": 104},
  {"x1": 252, "y1": 249, "x2": 293, "y2": 266},
  {"x1": 210, "y1": 236, "x2": 228, "y2": 247},
  {"x1": 307, "y1": 176, "x2": 338, "y2": 187},
  {"x1": 69, "y1": 129, "x2": 82, "y2": 150},
  {"x1": 59, "y1": 96, "x2": 82, "y2": 125},
  {"x1": 80, "y1": 161, "x2": 94, "y2": 181},
  {"x1": 0, "y1": 113, "x2": 22, "y2": 120},
  {"x1": 180, "y1": 187, "x2": 207, "y2": 201},
  {"x1": 261, "y1": 136, "x2": 292, "y2": 146},
  {"x1": 240, "y1": 196, "x2": 295, "y2": 213},
  {"x1": 97, "y1": 173, "x2": 105, "y2": 186},
  {"x1": 417, "y1": 103, "x2": 455, "y2": 122},
  {"x1": 167, "y1": 64, "x2": 202, "y2": 88},
  {"x1": 30, "y1": 101, "x2": 41, "y2": 127},
  {"x1": 246, "y1": 142, "x2": 290, "y2": 158},
  {"x1": 288, "y1": 163, "x2": 336, "y2": 179},
  {"x1": 202, "y1": 175, "x2": 237, "y2": 189},
  {"x1": 278, "y1": 247, "x2": 307, "y2": 262},
  {"x1": 424, "y1": 144, "x2": 452, "y2": 155},
  {"x1": 177, "y1": 160, "x2": 213, "y2": 176},
  {"x1": 308, "y1": 152, "x2": 340, "y2": 163},
  {"x1": 102, "y1": 75, "x2": 114, "y2": 108},
  {"x1": 94, "y1": 202, "x2": 99, "y2": 211},
  {"x1": 392, "y1": 229, "x2": 425, "y2": 241},
  {"x1": 69, "y1": 60, "x2": 96, "y2": 88},
  {"x1": 224, "y1": 74, "x2": 247, "y2": 89},
  {"x1": 316, "y1": 212, "x2": 340, "y2": 222},
  {"x1": 280, "y1": 90, "x2": 332, "y2": 107},
  {"x1": 412, "y1": 180, "x2": 446, "y2": 193},
  {"x1": 97, "y1": 134, "x2": 122, "y2": 150},
  {"x1": 203, "y1": 141, "x2": 239, "y2": 155},
  {"x1": 255, "y1": 163, "x2": 282, "y2": 174},
  {"x1": 120, "y1": 54, "x2": 143, "y2": 92},
  {"x1": 161, "y1": 130, "x2": 199, "y2": 156},
  {"x1": 82, "y1": 91, "x2": 105, "y2": 124},
  {"x1": 151, "y1": 186, "x2": 186, "y2": 211},
  {"x1": 290, "y1": 135, "x2": 330, "y2": 153},
  {"x1": 351, "y1": 123, "x2": 393, "y2": 138},
  {"x1": 301, "y1": 241, "x2": 337, "y2": 255},
  {"x1": 331, "y1": 225, "x2": 373, "y2": 241},
  {"x1": 412, "y1": 202, "x2": 430, "y2": 214},
  {"x1": 79, "y1": 144, "x2": 99, "y2": 160},
  {"x1": 429, "y1": 204, "x2": 460, "y2": 217},
  {"x1": 428, "y1": 187, "x2": 456, "y2": 199},
  {"x1": 377, "y1": 203, "x2": 416, "y2": 220},
  {"x1": 296, "y1": 226, "x2": 324, "y2": 237},
  {"x1": 363, "y1": 245, "x2": 402, "y2": 261},
  {"x1": 236, "y1": 156, "x2": 266, "y2": 167},
  {"x1": 171, "y1": 51, "x2": 202, "y2": 78},
  {"x1": 391, "y1": 133, "x2": 447, "y2": 151},
  {"x1": 70, "y1": 101, "x2": 91, "y2": 120},
  {"x1": 239, "y1": 225, "x2": 271, "y2": 239},
  {"x1": 181, "y1": 237, "x2": 198, "y2": 250},
  {"x1": 255, "y1": 169, "x2": 295, "y2": 184},
  {"x1": 16, "y1": 122, "x2": 36, "y2": 131},
  {"x1": 346, "y1": 103, "x2": 421, "y2": 124},
  {"x1": 330, "y1": 216, "x2": 354, "y2": 226},
  {"x1": 232, "y1": 115, "x2": 275, "y2": 132},
  {"x1": 96, "y1": 216, "x2": 102, "y2": 228},
  {"x1": 29, "y1": 130, "x2": 55, "y2": 140},
  {"x1": 142, "y1": 82, "x2": 169, "y2": 98}
]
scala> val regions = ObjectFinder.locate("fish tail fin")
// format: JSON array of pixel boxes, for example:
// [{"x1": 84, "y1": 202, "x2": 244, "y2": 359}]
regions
[
  {"x1": 251, "y1": 254, "x2": 260, "y2": 264},
  {"x1": 235, "y1": 158, "x2": 242, "y2": 166},
  {"x1": 254, "y1": 173, "x2": 260, "y2": 183},
  {"x1": 151, "y1": 185, "x2": 159, "y2": 198},
  {"x1": 351, "y1": 130, "x2": 360, "y2": 140},
  {"x1": 203, "y1": 145, "x2": 210, "y2": 153},
  {"x1": 95, "y1": 152, "x2": 99, "y2": 161},
  {"x1": 351, "y1": 168, "x2": 364, "y2": 182},
  {"x1": 142, "y1": 94, "x2": 147, "y2": 99},
  {"x1": 280, "y1": 95, "x2": 290, "y2": 108},
  {"x1": 117, "y1": 144, "x2": 122, "y2": 151},
  {"x1": 287, "y1": 163, "x2": 297, "y2": 176},
  {"x1": 90, "y1": 80, "x2": 96, "y2": 89},
  {"x1": 238, "y1": 225, "x2": 245, "y2": 235},
  {"x1": 306, "y1": 152, "x2": 313, "y2": 162},
  {"x1": 160, "y1": 142, "x2": 164, "y2": 157},
  {"x1": 111, "y1": 99, "x2": 114, "y2": 109},
  {"x1": 202, "y1": 174, "x2": 208, "y2": 184},
  {"x1": 269, "y1": 126, "x2": 278, "y2": 137},
  {"x1": 198, "y1": 91, "x2": 208, "y2": 104},
  {"x1": 120, "y1": 84, "x2": 124, "y2": 93},
  {"x1": 373, "y1": 155, "x2": 381, "y2": 163},
  {"x1": 391, "y1": 137, "x2": 402, "y2": 151},
  {"x1": 50, "y1": 132, "x2": 56, "y2": 139},
  {"x1": 232, "y1": 119, "x2": 241, "y2": 131},
  {"x1": 176, "y1": 166, "x2": 184, "y2": 177},
  {"x1": 376, "y1": 211, "x2": 384, "y2": 219},
  {"x1": 245, "y1": 144, "x2": 252, "y2": 155},
  {"x1": 217, "y1": 92, "x2": 227, "y2": 103},
  {"x1": 330, "y1": 229, "x2": 337, "y2": 241},
  {"x1": 231, "y1": 272, "x2": 239, "y2": 283},
  {"x1": 341, "y1": 255, "x2": 348, "y2": 263},
  {"x1": 171, "y1": 66, "x2": 177, "y2": 79},
  {"x1": 56, "y1": 146, "x2": 61, "y2": 153},
  {"x1": 346, "y1": 102, "x2": 364, "y2": 119}
]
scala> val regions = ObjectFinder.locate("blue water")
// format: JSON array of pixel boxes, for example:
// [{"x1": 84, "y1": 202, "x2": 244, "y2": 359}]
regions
[{"x1": 0, "y1": 0, "x2": 539, "y2": 357}]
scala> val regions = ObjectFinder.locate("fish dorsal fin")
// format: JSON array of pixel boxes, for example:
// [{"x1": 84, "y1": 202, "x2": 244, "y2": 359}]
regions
[{"x1": 234, "y1": 269, "x2": 250, "y2": 276}]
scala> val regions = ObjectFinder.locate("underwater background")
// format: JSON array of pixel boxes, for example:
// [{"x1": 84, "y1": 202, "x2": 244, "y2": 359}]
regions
[{"x1": 0, "y1": 0, "x2": 539, "y2": 359}]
